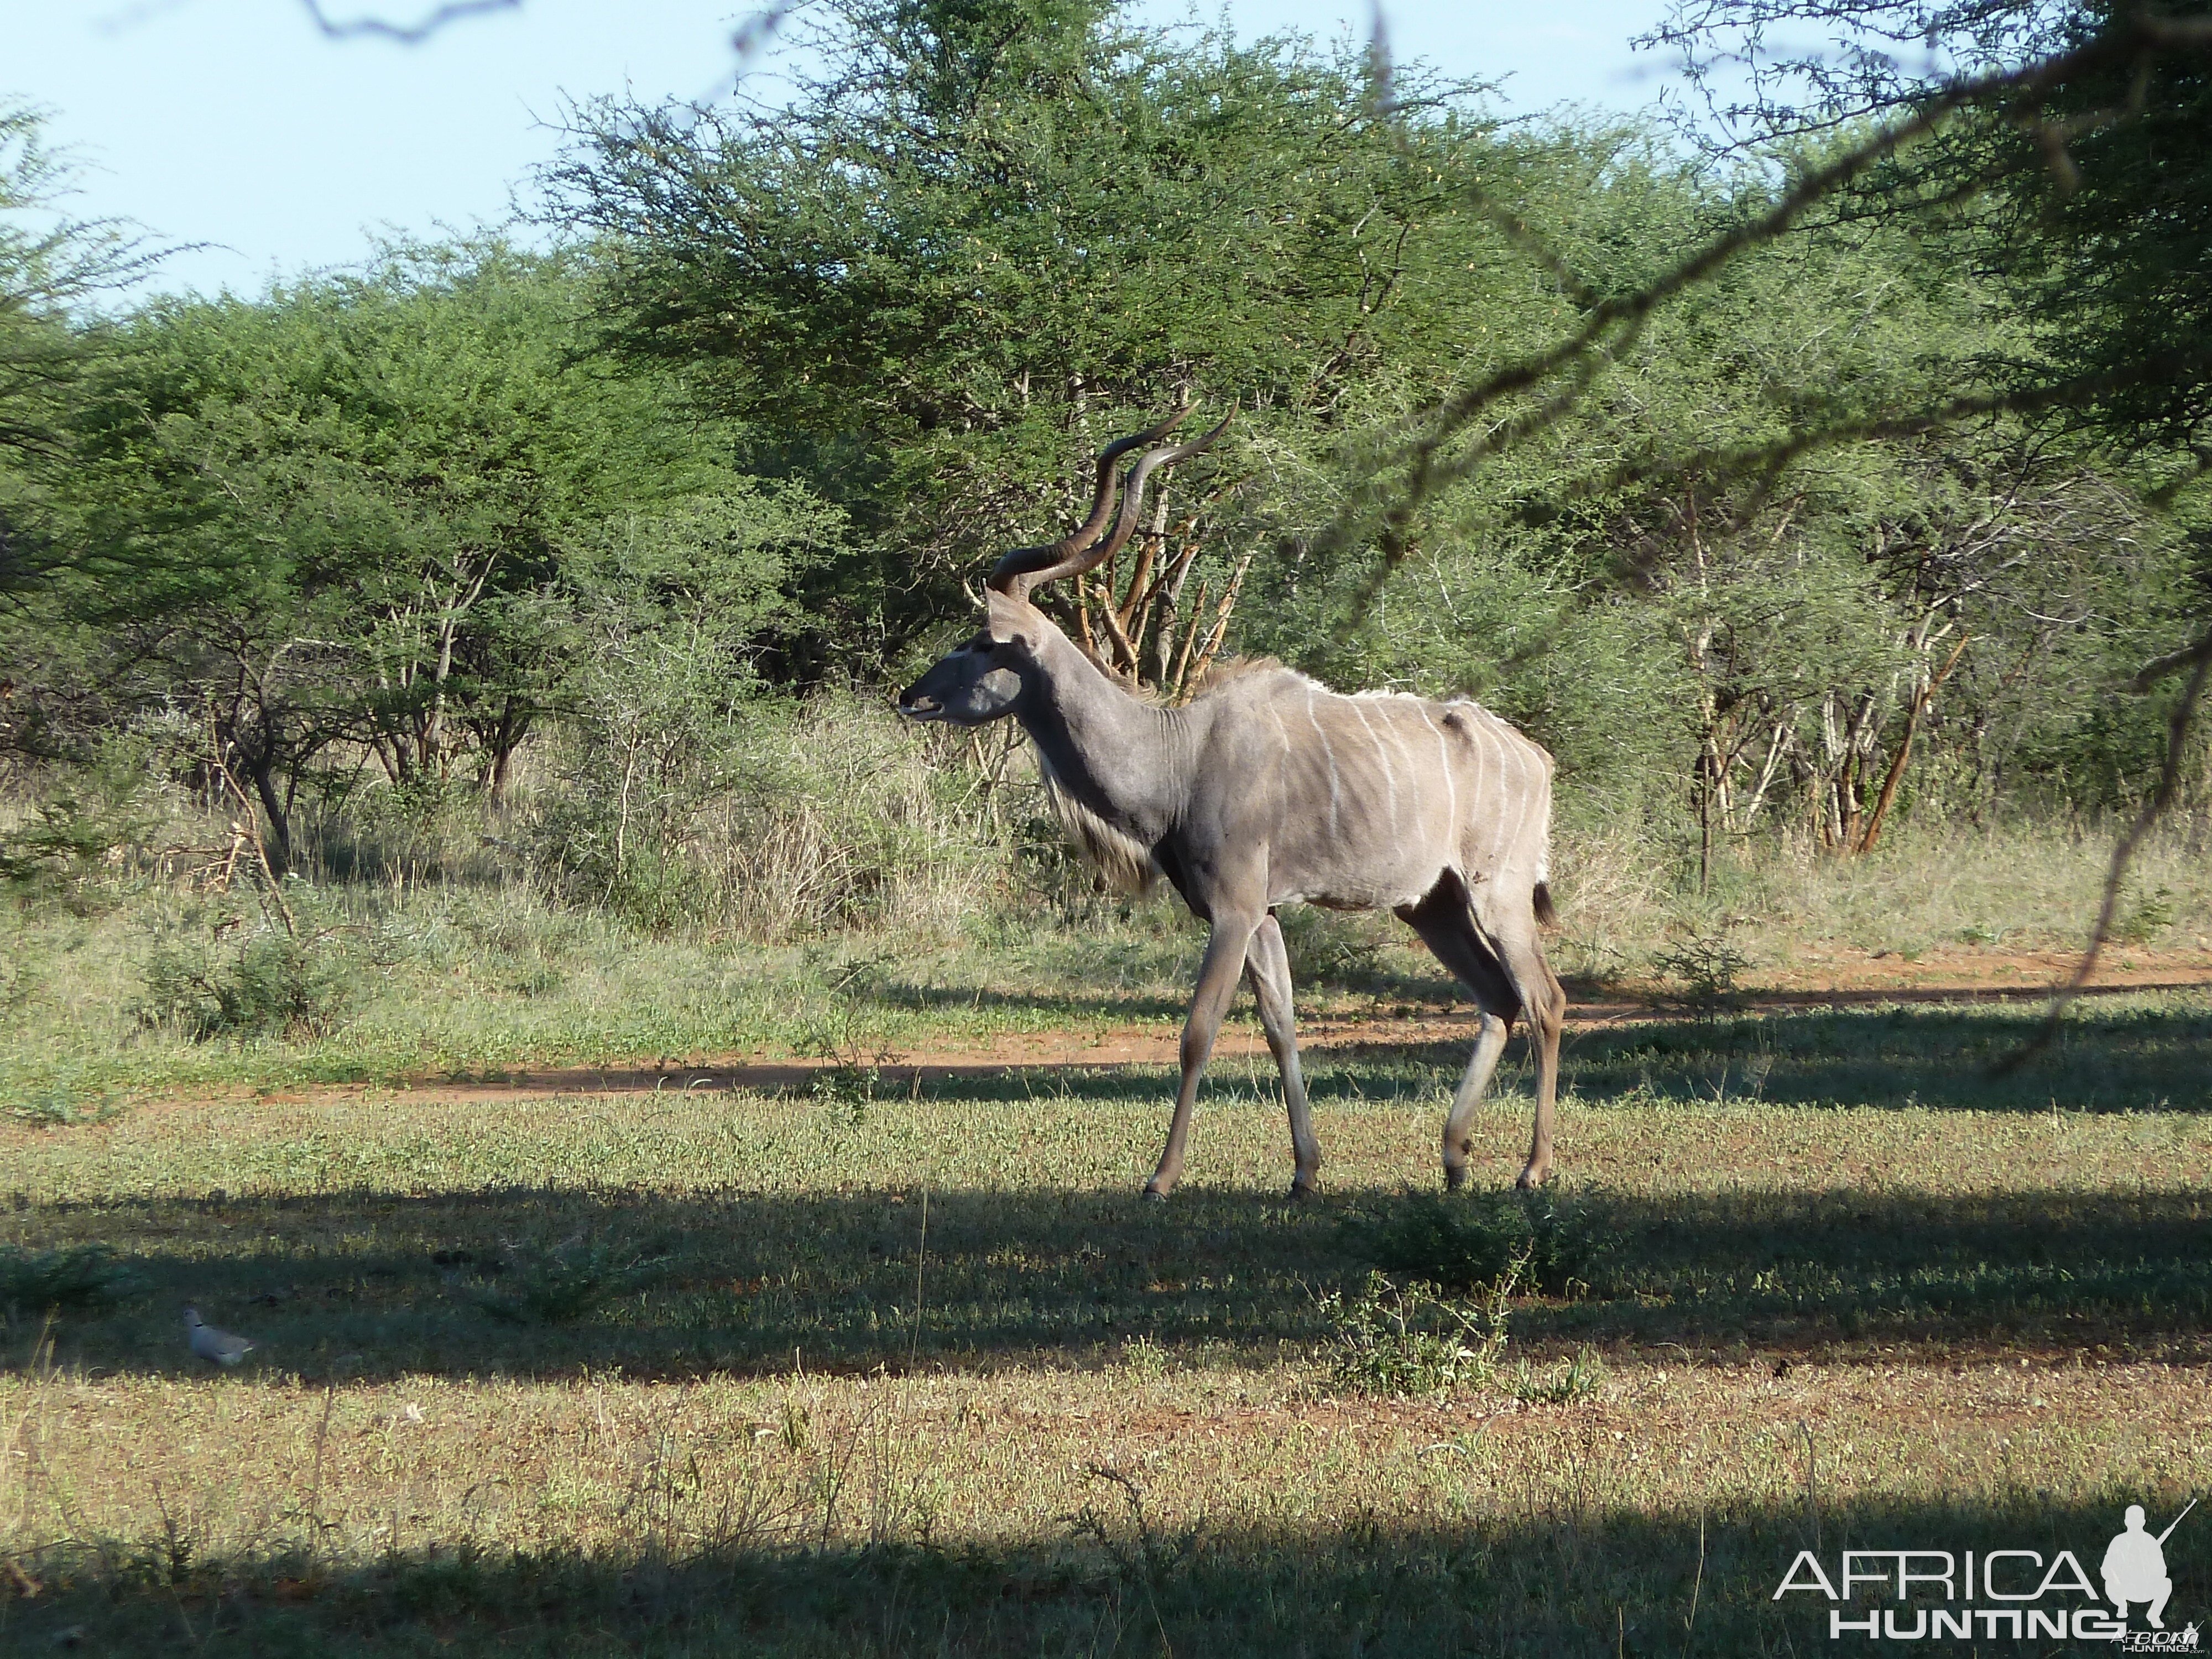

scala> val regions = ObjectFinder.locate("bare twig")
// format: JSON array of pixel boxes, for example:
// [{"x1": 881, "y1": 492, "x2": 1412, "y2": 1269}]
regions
[
  {"x1": 1684, "y1": 1507, "x2": 1706, "y2": 1655},
  {"x1": 298, "y1": 0, "x2": 519, "y2": 42},
  {"x1": 1995, "y1": 640, "x2": 2212, "y2": 1075},
  {"x1": 908, "y1": 1188, "x2": 928, "y2": 1368},
  {"x1": 296, "y1": 0, "x2": 800, "y2": 76},
  {"x1": 1799, "y1": 1420, "x2": 1820, "y2": 1551}
]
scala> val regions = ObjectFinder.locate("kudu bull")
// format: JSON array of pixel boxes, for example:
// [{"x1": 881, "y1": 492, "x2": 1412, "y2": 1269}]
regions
[{"x1": 899, "y1": 412, "x2": 1566, "y2": 1196}]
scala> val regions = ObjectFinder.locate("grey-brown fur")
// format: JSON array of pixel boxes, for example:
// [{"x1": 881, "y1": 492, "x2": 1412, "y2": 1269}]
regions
[{"x1": 899, "y1": 417, "x2": 1567, "y2": 1196}]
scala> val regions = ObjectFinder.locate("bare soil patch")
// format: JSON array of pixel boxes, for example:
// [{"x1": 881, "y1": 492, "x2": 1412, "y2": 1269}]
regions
[{"x1": 225, "y1": 945, "x2": 2212, "y2": 1108}]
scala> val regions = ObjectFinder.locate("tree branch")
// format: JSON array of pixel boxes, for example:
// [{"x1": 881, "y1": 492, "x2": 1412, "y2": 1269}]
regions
[
  {"x1": 2127, "y1": 629, "x2": 2212, "y2": 695},
  {"x1": 1994, "y1": 638, "x2": 2212, "y2": 1076},
  {"x1": 298, "y1": 0, "x2": 520, "y2": 43}
]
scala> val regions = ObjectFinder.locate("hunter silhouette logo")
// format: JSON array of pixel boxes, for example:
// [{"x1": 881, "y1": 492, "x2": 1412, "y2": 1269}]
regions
[
  {"x1": 1773, "y1": 1500, "x2": 2199, "y2": 1643},
  {"x1": 2107, "y1": 1502, "x2": 2193, "y2": 1630}
]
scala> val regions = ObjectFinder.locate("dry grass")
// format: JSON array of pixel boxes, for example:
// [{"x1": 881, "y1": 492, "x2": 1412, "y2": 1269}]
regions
[
  {"x1": 2, "y1": 986, "x2": 2210, "y2": 1653},
  {"x1": 1551, "y1": 811, "x2": 2212, "y2": 977}
]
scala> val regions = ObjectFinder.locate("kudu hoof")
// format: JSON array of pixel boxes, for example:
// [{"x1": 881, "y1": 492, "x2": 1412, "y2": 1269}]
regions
[
  {"x1": 1140, "y1": 1186, "x2": 1169, "y2": 1204},
  {"x1": 1515, "y1": 1165, "x2": 1550, "y2": 1191},
  {"x1": 1442, "y1": 1166, "x2": 1468, "y2": 1194},
  {"x1": 1287, "y1": 1181, "x2": 1322, "y2": 1204}
]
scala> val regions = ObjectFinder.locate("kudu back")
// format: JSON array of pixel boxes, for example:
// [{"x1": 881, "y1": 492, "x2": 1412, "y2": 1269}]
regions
[{"x1": 900, "y1": 412, "x2": 1567, "y2": 1196}]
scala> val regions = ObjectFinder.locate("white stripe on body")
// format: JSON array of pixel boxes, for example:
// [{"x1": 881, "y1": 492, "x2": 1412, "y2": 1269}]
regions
[
  {"x1": 1467, "y1": 712, "x2": 1495, "y2": 869},
  {"x1": 1345, "y1": 696, "x2": 1399, "y2": 838},
  {"x1": 1415, "y1": 704, "x2": 1457, "y2": 852},
  {"x1": 1383, "y1": 700, "x2": 1425, "y2": 854},
  {"x1": 1306, "y1": 686, "x2": 1341, "y2": 841},
  {"x1": 1454, "y1": 700, "x2": 1541, "y2": 880},
  {"x1": 1505, "y1": 722, "x2": 1545, "y2": 866},
  {"x1": 1478, "y1": 726, "x2": 1513, "y2": 872}
]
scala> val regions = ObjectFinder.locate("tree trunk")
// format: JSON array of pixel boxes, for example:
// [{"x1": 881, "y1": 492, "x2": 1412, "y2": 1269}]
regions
[
  {"x1": 1857, "y1": 634, "x2": 1970, "y2": 855},
  {"x1": 482, "y1": 700, "x2": 530, "y2": 811},
  {"x1": 488, "y1": 740, "x2": 517, "y2": 812},
  {"x1": 248, "y1": 755, "x2": 292, "y2": 876},
  {"x1": 1697, "y1": 749, "x2": 1716, "y2": 896}
]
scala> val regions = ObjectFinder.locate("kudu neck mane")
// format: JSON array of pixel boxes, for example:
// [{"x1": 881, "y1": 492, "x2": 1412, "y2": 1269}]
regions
[{"x1": 1060, "y1": 635, "x2": 1281, "y2": 706}]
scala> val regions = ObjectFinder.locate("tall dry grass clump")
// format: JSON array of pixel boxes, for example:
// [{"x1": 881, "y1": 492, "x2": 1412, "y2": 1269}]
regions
[
  {"x1": 518, "y1": 687, "x2": 1018, "y2": 941},
  {"x1": 1550, "y1": 808, "x2": 2212, "y2": 976},
  {"x1": 687, "y1": 694, "x2": 1013, "y2": 941}
]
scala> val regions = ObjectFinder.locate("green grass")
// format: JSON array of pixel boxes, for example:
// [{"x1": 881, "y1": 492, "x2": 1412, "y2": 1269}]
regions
[
  {"x1": 12, "y1": 852, "x2": 2208, "y2": 1125},
  {"x1": 0, "y1": 880, "x2": 1218, "y2": 1110},
  {"x1": 3, "y1": 988, "x2": 2211, "y2": 1653}
]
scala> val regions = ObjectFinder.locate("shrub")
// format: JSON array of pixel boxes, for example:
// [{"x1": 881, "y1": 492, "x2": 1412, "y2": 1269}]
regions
[
  {"x1": 4, "y1": 1082, "x2": 127, "y2": 1128},
  {"x1": 1651, "y1": 930, "x2": 1754, "y2": 1014},
  {"x1": 2115, "y1": 884, "x2": 2177, "y2": 945},
  {"x1": 527, "y1": 788, "x2": 706, "y2": 934},
  {"x1": 1511, "y1": 1345, "x2": 1606, "y2": 1405},
  {"x1": 1341, "y1": 1190, "x2": 1605, "y2": 1297},
  {"x1": 301, "y1": 774, "x2": 506, "y2": 885},
  {"x1": 1317, "y1": 1269, "x2": 1516, "y2": 1399},
  {"x1": 139, "y1": 924, "x2": 353, "y2": 1041},
  {"x1": 0, "y1": 735, "x2": 179, "y2": 904},
  {"x1": 528, "y1": 691, "x2": 1009, "y2": 939},
  {"x1": 1276, "y1": 905, "x2": 1387, "y2": 989},
  {"x1": 477, "y1": 1239, "x2": 660, "y2": 1324}
]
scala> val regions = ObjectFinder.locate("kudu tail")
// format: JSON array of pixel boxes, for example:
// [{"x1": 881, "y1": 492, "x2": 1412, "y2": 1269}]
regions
[{"x1": 1532, "y1": 881, "x2": 1559, "y2": 930}]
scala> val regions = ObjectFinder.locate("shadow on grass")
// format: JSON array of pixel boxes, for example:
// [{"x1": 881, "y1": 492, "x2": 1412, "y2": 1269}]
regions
[
  {"x1": 864, "y1": 957, "x2": 1463, "y2": 1023},
  {"x1": 12, "y1": 1178, "x2": 2212, "y2": 1383},
  {"x1": 445, "y1": 994, "x2": 2212, "y2": 1117},
  {"x1": 1558, "y1": 996, "x2": 2212, "y2": 1114},
  {"x1": 4, "y1": 1490, "x2": 2192, "y2": 1657}
]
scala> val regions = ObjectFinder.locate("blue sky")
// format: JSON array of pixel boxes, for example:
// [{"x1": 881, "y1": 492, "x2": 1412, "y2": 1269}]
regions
[{"x1": 8, "y1": 0, "x2": 1687, "y2": 299}]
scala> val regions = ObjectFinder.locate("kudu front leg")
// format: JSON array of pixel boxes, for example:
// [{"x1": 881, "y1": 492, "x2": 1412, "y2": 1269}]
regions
[{"x1": 1144, "y1": 914, "x2": 1260, "y2": 1201}]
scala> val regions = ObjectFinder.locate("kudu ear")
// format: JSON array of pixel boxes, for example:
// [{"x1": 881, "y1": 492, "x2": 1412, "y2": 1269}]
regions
[{"x1": 984, "y1": 587, "x2": 1041, "y2": 647}]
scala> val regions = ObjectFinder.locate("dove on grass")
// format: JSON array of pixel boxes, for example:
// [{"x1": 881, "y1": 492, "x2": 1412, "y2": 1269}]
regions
[{"x1": 184, "y1": 1307, "x2": 254, "y2": 1367}]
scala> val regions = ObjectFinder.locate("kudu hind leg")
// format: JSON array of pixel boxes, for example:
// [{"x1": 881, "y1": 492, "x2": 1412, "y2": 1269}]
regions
[
  {"x1": 1145, "y1": 913, "x2": 1260, "y2": 1201},
  {"x1": 1244, "y1": 913, "x2": 1321, "y2": 1199},
  {"x1": 1397, "y1": 893, "x2": 1522, "y2": 1191},
  {"x1": 1490, "y1": 924, "x2": 1567, "y2": 1189}
]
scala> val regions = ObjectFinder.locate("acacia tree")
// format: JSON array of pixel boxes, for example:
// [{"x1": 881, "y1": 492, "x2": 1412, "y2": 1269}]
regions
[
  {"x1": 547, "y1": 0, "x2": 1585, "y2": 682},
  {"x1": 1645, "y1": 0, "x2": 2212, "y2": 450},
  {"x1": 1209, "y1": 106, "x2": 2194, "y2": 867},
  {"x1": 0, "y1": 105, "x2": 156, "y2": 477},
  {"x1": 28, "y1": 243, "x2": 818, "y2": 864},
  {"x1": 1548, "y1": 0, "x2": 2212, "y2": 1001},
  {"x1": 0, "y1": 99, "x2": 159, "y2": 763}
]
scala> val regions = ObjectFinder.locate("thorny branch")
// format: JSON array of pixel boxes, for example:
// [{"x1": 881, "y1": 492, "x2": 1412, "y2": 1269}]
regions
[
  {"x1": 1996, "y1": 640, "x2": 2212, "y2": 1074},
  {"x1": 298, "y1": 0, "x2": 520, "y2": 42}
]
